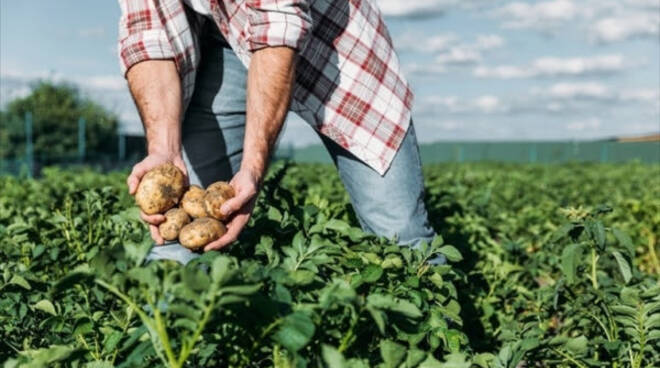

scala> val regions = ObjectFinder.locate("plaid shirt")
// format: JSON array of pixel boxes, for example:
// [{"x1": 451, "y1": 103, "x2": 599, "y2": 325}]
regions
[{"x1": 118, "y1": 0, "x2": 413, "y2": 175}]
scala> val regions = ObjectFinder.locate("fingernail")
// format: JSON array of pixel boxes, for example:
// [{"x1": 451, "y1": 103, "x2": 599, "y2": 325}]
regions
[{"x1": 221, "y1": 205, "x2": 229, "y2": 215}]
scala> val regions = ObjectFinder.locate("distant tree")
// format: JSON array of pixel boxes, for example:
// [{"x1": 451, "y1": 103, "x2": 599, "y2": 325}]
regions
[{"x1": 0, "y1": 81, "x2": 118, "y2": 160}]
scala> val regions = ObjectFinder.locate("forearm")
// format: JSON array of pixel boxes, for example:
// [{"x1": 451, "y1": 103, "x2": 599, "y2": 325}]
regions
[
  {"x1": 242, "y1": 47, "x2": 297, "y2": 182},
  {"x1": 126, "y1": 60, "x2": 183, "y2": 155}
]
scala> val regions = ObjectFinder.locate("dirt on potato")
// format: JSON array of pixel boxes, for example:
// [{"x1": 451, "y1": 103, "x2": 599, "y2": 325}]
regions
[{"x1": 135, "y1": 163, "x2": 186, "y2": 215}]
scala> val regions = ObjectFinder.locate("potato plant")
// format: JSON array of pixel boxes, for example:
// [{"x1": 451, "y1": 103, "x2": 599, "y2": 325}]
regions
[{"x1": 0, "y1": 162, "x2": 658, "y2": 367}]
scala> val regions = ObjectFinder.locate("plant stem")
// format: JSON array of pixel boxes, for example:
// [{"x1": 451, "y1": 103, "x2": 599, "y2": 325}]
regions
[
  {"x1": 552, "y1": 348, "x2": 588, "y2": 368},
  {"x1": 643, "y1": 228, "x2": 659, "y2": 275},
  {"x1": 590, "y1": 248, "x2": 599, "y2": 290}
]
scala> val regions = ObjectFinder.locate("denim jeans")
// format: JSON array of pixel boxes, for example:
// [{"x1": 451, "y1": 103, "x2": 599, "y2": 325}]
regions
[{"x1": 146, "y1": 34, "x2": 442, "y2": 265}]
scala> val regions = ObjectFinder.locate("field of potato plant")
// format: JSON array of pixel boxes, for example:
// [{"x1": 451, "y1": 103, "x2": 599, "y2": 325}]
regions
[{"x1": 1, "y1": 162, "x2": 659, "y2": 367}]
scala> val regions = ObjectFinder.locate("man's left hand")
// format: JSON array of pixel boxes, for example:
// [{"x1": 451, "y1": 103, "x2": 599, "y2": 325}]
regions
[{"x1": 204, "y1": 169, "x2": 260, "y2": 251}]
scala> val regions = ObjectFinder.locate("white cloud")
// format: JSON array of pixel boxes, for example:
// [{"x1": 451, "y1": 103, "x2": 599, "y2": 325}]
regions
[
  {"x1": 619, "y1": 88, "x2": 660, "y2": 102},
  {"x1": 566, "y1": 117, "x2": 602, "y2": 131},
  {"x1": 493, "y1": 0, "x2": 578, "y2": 29},
  {"x1": 535, "y1": 82, "x2": 613, "y2": 99},
  {"x1": 533, "y1": 83, "x2": 659, "y2": 104},
  {"x1": 590, "y1": 13, "x2": 659, "y2": 42},
  {"x1": 474, "y1": 95, "x2": 503, "y2": 113},
  {"x1": 435, "y1": 46, "x2": 482, "y2": 65},
  {"x1": 421, "y1": 95, "x2": 508, "y2": 114},
  {"x1": 475, "y1": 34, "x2": 505, "y2": 50},
  {"x1": 85, "y1": 75, "x2": 126, "y2": 91},
  {"x1": 377, "y1": 0, "x2": 489, "y2": 17},
  {"x1": 434, "y1": 34, "x2": 505, "y2": 66},
  {"x1": 492, "y1": 0, "x2": 660, "y2": 43},
  {"x1": 401, "y1": 33, "x2": 505, "y2": 74},
  {"x1": 625, "y1": 0, "x2": 660, "y2": 9},
  {"x1": 377, "y1": 0, "x2": 457, "y2": 17},
  {"x1": 474, "y1": 55, "x2": 626, "y2": 79},
  {"x1": 395, "y1": 33, "x2": 458, "y2": 53}
]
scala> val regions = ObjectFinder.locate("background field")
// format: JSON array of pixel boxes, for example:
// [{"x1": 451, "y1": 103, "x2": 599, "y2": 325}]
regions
[{"x1": 1, "y1": 162, "x2": 659, "y2": 367}]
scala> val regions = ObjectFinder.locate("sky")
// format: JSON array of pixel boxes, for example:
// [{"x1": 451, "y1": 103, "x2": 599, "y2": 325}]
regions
[{"x1": 1, "y1": 0, "x2": 659, "y2": 146}]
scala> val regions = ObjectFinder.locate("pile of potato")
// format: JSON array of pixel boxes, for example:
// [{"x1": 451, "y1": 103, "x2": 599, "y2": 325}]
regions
[{"x1": 134, "y1": 163, "x2": 235, "y2": 250}]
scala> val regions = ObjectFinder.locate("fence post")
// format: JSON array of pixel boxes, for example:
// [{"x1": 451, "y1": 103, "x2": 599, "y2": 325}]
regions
[
  {"x1": 25, "y1": 111, "x2": 33, "y2": 178},
  {"x1": 529, "y1": 143, "x2": 538, "y2": 163},
  {"x1": 78, "y1": 117, "x2": 86, "y2": 162},
  {"x1": 456, "y1": 144, "x2": 464, "y2": 162},
  {"x1": 600, "y1": 143, "x2": 608, "y2": 163},
  {"x1": 118, "y1": 133, "x2": 126, "y2": 161}
]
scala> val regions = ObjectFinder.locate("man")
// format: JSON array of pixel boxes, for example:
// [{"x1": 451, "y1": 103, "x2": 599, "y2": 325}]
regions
[{"x1": 119, "y1": 0, "x2": 440, "y2": 264}]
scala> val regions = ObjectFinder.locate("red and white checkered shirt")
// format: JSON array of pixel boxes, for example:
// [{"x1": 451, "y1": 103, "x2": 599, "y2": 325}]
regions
[{"x1": 118, "y1": 0, "x2": 413, "y2": 175}]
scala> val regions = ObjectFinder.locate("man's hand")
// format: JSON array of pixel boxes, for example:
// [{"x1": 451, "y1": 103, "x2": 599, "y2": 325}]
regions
[
  {"x1": 204, "y1": 169, "x2": 260, "y2": 251},
  {"x1": 127, "y1": 152, "x2": 188, "y2": 245},
  {"x1": 125, "y1": 59, "x2": 184, "y2": 245},
  {"x1": 201, "y1": 47, "x2": 297, "y2": 251}
]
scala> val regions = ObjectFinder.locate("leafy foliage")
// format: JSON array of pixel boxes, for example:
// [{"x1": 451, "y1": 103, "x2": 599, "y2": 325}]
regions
[{"x1": 0, "y1": 162, "x2": 659, "y2": 367}]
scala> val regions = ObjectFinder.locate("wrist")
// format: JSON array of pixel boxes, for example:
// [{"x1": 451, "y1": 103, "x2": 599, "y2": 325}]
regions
[{"x1": 240, "y1": 159, "x2": 266, "y2": 185}]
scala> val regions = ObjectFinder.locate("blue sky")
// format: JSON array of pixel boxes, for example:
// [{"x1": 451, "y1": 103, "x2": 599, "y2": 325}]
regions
[{"x1": 1, "y1": 0, "x2": 658, "y2": 146}]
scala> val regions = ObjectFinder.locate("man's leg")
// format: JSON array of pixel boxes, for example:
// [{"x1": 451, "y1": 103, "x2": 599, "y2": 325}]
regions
[
  {"x1": 146, "y1": 37, "x2": 247, "y2": 265},
  {"x1": 320, "y1": 123, "x2": 444, "y2": 263}
]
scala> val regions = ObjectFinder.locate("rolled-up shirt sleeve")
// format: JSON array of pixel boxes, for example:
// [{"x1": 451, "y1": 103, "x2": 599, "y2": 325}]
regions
[
  {"x1": 117, "y1": 0, "x2": 175, "y2": 77},
  {"x1": 246, "y1": 0, "x2": 313, "y2": 52}
]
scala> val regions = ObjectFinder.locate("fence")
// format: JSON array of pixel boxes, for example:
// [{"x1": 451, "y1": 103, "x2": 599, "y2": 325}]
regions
[
  {"x1": 1, "y1": 112, "x2": 146, "y2": 177},
  {"x1": 285, "y1": 140, "x2": 660, "y2": 165}
]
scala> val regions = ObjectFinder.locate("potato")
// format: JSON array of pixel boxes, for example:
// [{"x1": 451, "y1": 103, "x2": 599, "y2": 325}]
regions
[
  {"x1": 158, "y1": 208, "x2": 190, "y2": 241},
  {"x1": 203, "y1": 181, "x2": 236, "y2": 220},
  {"x1": 135, "y1": 163, "x2": 186, "y2": 215},
  {"x1": 181, "y1": 185, "x2": 207, "y2": 218},
  {"x1": 178, "y1": 218, "x2": 227, "y2": 250}
]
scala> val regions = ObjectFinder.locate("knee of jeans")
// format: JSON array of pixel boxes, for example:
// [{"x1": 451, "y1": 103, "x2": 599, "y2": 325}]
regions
[{"x1": 363, "y1": 210, "x2": 435, "y2": 247}]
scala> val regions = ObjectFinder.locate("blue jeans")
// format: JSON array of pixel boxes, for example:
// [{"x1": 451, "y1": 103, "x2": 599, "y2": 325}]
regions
[{"x1": 147, "y1": 35, "x2": 440, "y2": 265}]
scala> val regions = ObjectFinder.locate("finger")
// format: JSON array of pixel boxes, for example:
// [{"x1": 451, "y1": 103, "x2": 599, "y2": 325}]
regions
[
  {"x1": 173, "y1": 159, "x2": 190, "y2": 186},
  {"x1": 149, "y1": 224, "x2": 164, "y2": 245},
  {"x1": 127, "y1": 162, "x2": 147, "y2": 195},
  {"x1": 140, "y1": 211, "x2": 165, "y2": 225},
  {"x1": 220, "y1": 189, "x2": 254, "y2": 217},
  {"x1": 204, "y1": 214, "x2": 248, "y2": 252}
]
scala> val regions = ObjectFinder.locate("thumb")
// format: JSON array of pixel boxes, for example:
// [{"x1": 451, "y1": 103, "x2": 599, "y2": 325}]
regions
[
  {"x1": 220, "y1": 194, "x2": 247, "y2": 217},
  {"x1": 127, "y1": 162, "x2": 147, "y2": 195},
  {"x1": 173, "y1": 158, "x2": 189, "y2": 186}
]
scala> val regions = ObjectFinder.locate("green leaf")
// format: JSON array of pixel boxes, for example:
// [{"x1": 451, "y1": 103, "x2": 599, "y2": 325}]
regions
[
  {"x1": 380, "y1": 340, "x2": 406, "y2": 368},
  {"x1": 587, "y1": 220, "x2": 606, "y2": 249},
  {"x1": 102, "y1": 331, "x2": 123, "y2": 354},
  {"x1": 9, "y1": 275, "x2": 31, "y2": 290},
  {"x1": 288, "y1": 270, "x2": 315, "y2": 286},
  {"x1": 361, "y1": 264, "x2": 383, "y2": 283},
  {"x1": 211, "y1": 256, "x2": 232, "y2": 284},
  {"x1": 406, "y1": 349, "x2": 427, "y2": 367},
  {"x1": 221, "y1": 283, "x2": 262, "y2": 295},
  {"x1": 324, "y1": 219, "x2": 350, "y2": 233},
  {"x1": 611, "y1": 250, "x2": 632, "y2": 284},
  {"x1": 367, "y1": 306, "x2": 386, "y2": 334},
  {"x1": 472, "y1": 353, "x2": 495, "y2": 368},
  {"x1": 34, "y1": 299, "x2": 57, "y2": 316},
  {"x1": 612, "y1": 228, "x2": 635, "y2": 257},
  {"x1": 419, "y1": 355, "x2": 443, "y2": 368},
  {"x1": 367, "y1": 294, "x2": 423, "y2": 319},
  {"x1": 438, "y1": 245, "x2": 463, "y2": 262},
  {"x1": 322, "y1": 345, "x2": 347, "y2": 368},
  {"x1": 439, "y1": 353, "x2": 470, "y2": 368},
  {"x1": 551, "y1": 223, "x2": 575, "y2": 242},
  {"x1": 564, "y1": 336, "x2": 588, "y2": 356},
  {"x1": 273, "y1": 312, "x2": 315, "y2": 352},
  {"x1": 561, "y1": 243, "x2": 584, "y2": 285}
]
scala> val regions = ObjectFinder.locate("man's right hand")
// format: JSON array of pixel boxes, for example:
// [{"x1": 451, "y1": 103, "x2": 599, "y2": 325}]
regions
[{"x1": 127, "y1": 152, "x2": 188, "y2": 245}]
